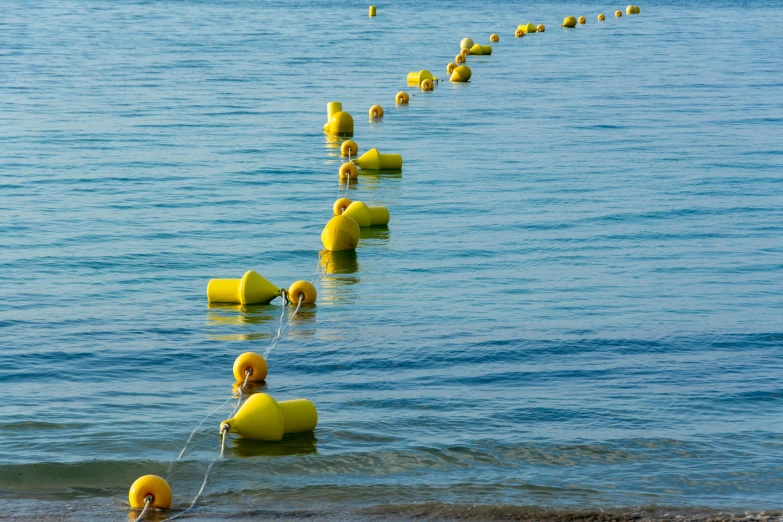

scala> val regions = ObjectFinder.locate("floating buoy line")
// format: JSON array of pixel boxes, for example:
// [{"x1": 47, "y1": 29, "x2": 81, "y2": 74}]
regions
[{"x1": 127, "y1": 4, "x2": 643, "y2": 519}]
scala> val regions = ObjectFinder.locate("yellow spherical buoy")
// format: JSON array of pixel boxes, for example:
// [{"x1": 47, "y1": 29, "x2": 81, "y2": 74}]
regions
[
  {"x1": 598, "y1": 13, "x2": 606, "y2": 20},
  {"x1": 460, "y1": 37, "x2": 474, "y2": 49},
  {"x1": 515, "y1": 28, "x2": 525, "y2": 38},
  {"x1": 129, "y1": 475, "x2": 172, "y2": 510},
  {"x1": 321, "y1": 215, "x2": 360, "y2": 252},
  {"x1": 395, "y1": 91, "x2": 409, "y2": 105},
  {"x1": 616, "y1": 10, "x2": 623, "y2": 17},
  {"x1": 220, "y1": 393, "x2": 318, "y2": 441},
  {"x1": 562, "y1": 16, "x2": 577, "y2": 28},
  {"x1": 354, "y1": 148, "x2": 403, "y2": 170},
  {"x1": 490, "y1": 33, "x2": 499, "y2": 42},
  {"x1": 333, "y1": 197, "x2": 352, "y2": 216},
  {"x1": 327, "y1": 111, "x2": 354, "y2": 136},
  {"x1": 287, "y1": 280, "x2": 317, "y2": 305},
  {"x1": 636, "y1": 6, "x2": 641, "y2": 14},
  {"x1": 455, "y1": 53, "x2": 466, "y2": 64},
  {"x1": 207, "y1": 270, "x2": 280, "y2": 305},
  {"x1": 578, "y1": 16, "x2": 586, "y2": 24},
  {"x1": 446, "y1": 62, "x2": 457, "y2": 74},
  {"x1": 421, "y1": 78, "x2": 434, "y2": 91},
  {"x1": 626, "y1": 5, "x2": 634, "y2": 14},
  {"x1": 340, "y1": 140, "x2": 358, "y2": 157},
  {"x1": 537, "y1": 24, "x2": 546, "y2": 32},
  {"x1": 338, "y1": 163, "x2": 358, "y2": 179},
  {"x1": 450, "y1": 65, "x2": 472, "y2": 83},
  {"x1": 343, "y1": 201, "x2": 372, "y2": 227},
  {"x1": 369, "y1": 5, "x2": 376, "y2": 17},
  {"x1": 368, "y1": 105, "x2": 384, "y2": 118},
  {"x1": 233, "y1": 352, "x2": 268, "y2": 383}
]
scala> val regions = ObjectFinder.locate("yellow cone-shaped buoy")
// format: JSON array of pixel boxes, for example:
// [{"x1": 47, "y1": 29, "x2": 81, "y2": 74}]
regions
[
  {"x1": 220, "y1": 393, "x2": 317, "y2": 441},
  {"x1": 369, "y1": 206, "x2": 390, "y2": 226},
  {"x1": 578, "y1": 16, "x2": 586, "y2": 24},
  {"x1": 396, "y1": 91, "x2": 409, "y2": 104},
  {"x1": 469, "y1": 43, "x2": 483, "y2": 56},
  {"x1": 369, "y1": 105, "x2": 384, "y2": 118},
  {"x1": 129, "y1": 475, "x2": 172, "y2": 509},
  {"x1": 490, "y1": 33, "x2": 499, "y2": 42},
  {"x1": 327, "y1": 111, "x2": 354, "y2": 136},
  {"x1": 598, "y1": 13, "x2": 606, "y2": 20},
  {"x1": 321, "y1": 215, "x2": 360, "y2": 251},
  {"x1": 333, "y1": 197, "x2": 352, "y2": 216},
  {"x1": 537, "y1": 24, "x2": 546, "y2": 32},
  {"x1": 233, "y1": 352, "x2": 268, "y2": 382},
  {"x1": 518, "y1": 22, "x2": 537, "y2": 34},
  {"x1": 340, "y1": 140, "x2": 358, "y2": 157},
  {"x1": 207, "y1": 270, "x2": 280, "y2": 305},
  {"x1": 562, "y1": 16, "x2": 577, "y2": 27},
  {"x1": 343, "y1": 201, "x2": 372, "y2": 227},
  {"x1": 355, "y1": 148, "x2": 402, "y2": 170},
  {"x1": 369, "y1": 5, "x2": 376, "y2": 17},
  {"x1": 287, "y1": 280, "x2": 317, "y2": 304},
  {"x1": 450, "y1": 65, "x2": 471, "y2": 83},
  {"x1": 407, "y1": 69, "x2": 434, "y2": 86},
  {"x1": 460, "y1": 37, "x2": 474, "y2": 49}
]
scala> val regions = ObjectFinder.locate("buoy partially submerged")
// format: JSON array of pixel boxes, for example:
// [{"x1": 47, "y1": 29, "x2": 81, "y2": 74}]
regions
[{"x1": 450, "y1": 65, "x2": 472, "y2": 83}]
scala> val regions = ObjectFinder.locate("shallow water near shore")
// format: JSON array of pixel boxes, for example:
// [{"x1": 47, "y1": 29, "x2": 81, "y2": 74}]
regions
[{"x1": 1, "y1": 0, "x2": 782, "y2": 520}]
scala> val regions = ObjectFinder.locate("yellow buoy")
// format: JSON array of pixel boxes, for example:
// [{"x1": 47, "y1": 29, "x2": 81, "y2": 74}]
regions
[
  {"x1": 450, "y1": 64, "x2": 471, "y2": 83},
  {"x1": 481, "y1": 44, "x2": 492, "y2": 54},
  {"x1": 616, "y1": 10, "x2": 623, "y2": 17},
  {"x1": 598, "y1": 13, "x2": 606, "y2": 20},
  {"x1": 369, "y1": 105, "x2": 383, "y2": 118},
  {"x1": 220, "y1": 393, "x2": 318, "y2": 441},
  {"x1": 490, "y1": 33, "x2": 499, "y2": 42},
  {"x1": 323, "y1": 101, "x2": 341, "y2": 132},
  {"x1": 626, "y1": 5, "x2": 634, "y2": 14},
  {"x1": 333, "y1": 197, "x2": 352, "y2": 216},
  {"x1": 460, "y1": 48, "x2": 470, "y2": 57},
  {"x1": 287, "y1": 280, "x2": 317, "y2": 304},
  {"x1": 321, "y1": 215, "x2": 360, "y2": 251},
  {"x1": 207, "y1": 270, "x2": 280, "y2": 305},
  {"x1": 369, "y1": 206, "x2": 390, "y2": 226},
  {"x1": 562, "y1": 16, "x2": 577, "y2": 27},
  {"x1": 233, "y1": 352, "x2": 268, "y2": 383},
  {"x1": 455, "y1": 53, "x2": 466, "y2": 64},
  {"x1": 515, "y1": 28, "x2": 525, "y2": 38},
  {"x1": 340, "y1": 140, "x2": 358, "y2": 157},
  {"x1": 338, "y1": 163, "x2": 358, "y2": 179},
  {"x1": 446, "y1": 62, "x2": 457, "y2": 74},
  {"x1": 634, "y1": 5, "x2": 641, "y2": 13},
  {"x1": 128, "y1": 475, "x2": 172, "y2": 509},
  {"x1": 578, "y1": 16, "x2": 586, "y2": 24},
  {"x1": 537, "y1": 24, "x2": 546, "y2": 32},
  {"x1": 421, "y1": 78, "x2": 434, "y2": 91},
  {"x1": 469, "y1": 43, "x2": 483, "y2": 56},
  {"x1": 355, "y1": 148, "x2": 402, "y2": 170},
  {"x1": 369, "y1": 5, "x2": 376, "y2": 17},
  {"x1": 343, "y1": 201, "x2": 372, "y2": 227},
  {"x1": 407, "y1": 69, "x2": 434, "y2": 86},
  {"x1": 518, "y1": 22, "x2": 537, "y2": 34},
  {"x1": 396, "y1": 91, "x2": 409, "y2": 104},
  {"x1": 460, "y1": 37, "x2": 474, "y2": 49},
  {"x1": 327, "y1": 111, "x2": 354, "y2": 136}
]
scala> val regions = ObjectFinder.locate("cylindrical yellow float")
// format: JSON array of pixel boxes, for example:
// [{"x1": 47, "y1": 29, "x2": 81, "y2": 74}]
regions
[
  {"x1": 518, "y1": 23, "x2": 537, "y2": 34},
  {"x1": 233, "y1": 352, "x2": 268, "y2": 382},
  {"x1": 128, "y1": 475, "x2": 172, "y2": 509},
  {"x1": 207, "y1": 270, "x2": 280, "y2": 305},
  {"x1": 490, "y1": 34, "x2": 499, "y2": 42},
  {"x1": 369, "y1": 5, "x2": 376, "y2": 17},
  {"x1": 368, "y1": 206, "x2": 390, "y2": 226},
  {"x1": 354, "y1": 148, "x2": 402, "y2": 170},
  {"x1": 220, "y1": 393, "x2": 317, "y2": 441},
  {"x1": 396, "y1": 91, "x2": 409, "y2": 104},
  {"x1": 321, "y1": 215, "x2": 360, "y2": 251},
  {"x1": 562, "y1": 16, "x2": 577, "y2": 27},
  {"x1": 407, "y1": 69, "x2": 434, "y2": 86},
  {"x1": 450, "y1": 65, "x2": 471, "y2": 83}
]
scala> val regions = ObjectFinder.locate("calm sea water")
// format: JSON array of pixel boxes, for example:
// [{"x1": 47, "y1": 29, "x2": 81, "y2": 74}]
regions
[{"x1": 1, "y1": 0, "x2": 782, "y2": 520}]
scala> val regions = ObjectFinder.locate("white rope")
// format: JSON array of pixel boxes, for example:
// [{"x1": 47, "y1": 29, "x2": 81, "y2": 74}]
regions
[
  {"x1": 263, "y1": 295, "x2": 303, "y2": 360},
  {"x1": 133, "y1": 496, "x2": 153, "y2": 522},
  {"x1": 167, "y1": 395, "x2": 234, "y2": 472}
]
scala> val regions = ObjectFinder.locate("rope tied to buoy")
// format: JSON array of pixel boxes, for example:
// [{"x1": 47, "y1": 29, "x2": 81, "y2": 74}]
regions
[
  {"x1": 263, "y1": 294, "x2": 304, "y2": 359},
  {"x1": 132, "y1": 495, "x2": 153, "y2": 522}
]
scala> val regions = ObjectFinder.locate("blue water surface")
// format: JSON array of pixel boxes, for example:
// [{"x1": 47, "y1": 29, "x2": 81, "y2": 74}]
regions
[{"x1": 0, "y1": 0, "x2": 782, "y2": 520}]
